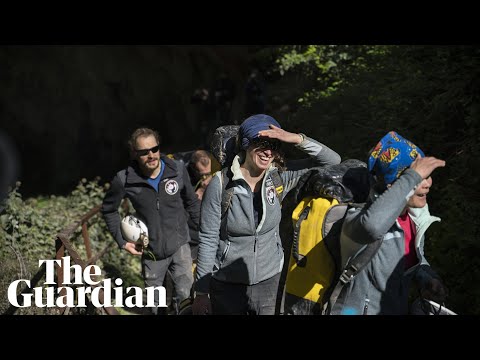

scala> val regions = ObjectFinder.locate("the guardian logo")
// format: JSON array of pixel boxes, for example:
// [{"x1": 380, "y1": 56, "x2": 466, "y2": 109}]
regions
[{"x1": 8, "y1": 256, "x2": 166, "y2": 309}]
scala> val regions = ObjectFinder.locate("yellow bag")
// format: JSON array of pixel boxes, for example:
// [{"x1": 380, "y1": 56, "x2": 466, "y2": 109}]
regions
[{"x1": 284, "y1": 196, "x2": 348, "y2": 315}]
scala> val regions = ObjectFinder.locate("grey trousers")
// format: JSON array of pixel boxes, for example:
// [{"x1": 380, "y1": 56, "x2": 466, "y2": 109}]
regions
[
  {"x1": 142, "y1": 243, "x2": 193, "y2": 315},
  {"x1": 210, "y1": 272, "x2": 281, "y2": 315}
]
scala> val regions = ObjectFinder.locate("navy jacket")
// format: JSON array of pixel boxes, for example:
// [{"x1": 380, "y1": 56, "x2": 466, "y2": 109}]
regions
[{"x1": 102, "y1": 156, "x2": 200, "y2": 260}]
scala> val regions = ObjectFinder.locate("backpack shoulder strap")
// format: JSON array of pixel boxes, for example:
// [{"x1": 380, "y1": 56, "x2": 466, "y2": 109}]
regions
[
  {"x1": 220, "y1": 167, "x2": 234, "y2": 219},
  {"x1": 292, "y1": 203, "x2": 311, "y2": 267},
  {"x1": 174, "y1": 159, "x2": 183, "y2": 178},
  {"x1": 326, "y1": 240, "x2": 383, "y2": 314},
  {"x1": 324, "y1": 203, "x2": 384, "y2": 314},
  {"x1": 219, "y1": 167, "x2": 234, "y2": 240},
  {"x1": 270, "y1": 168, "x2": 284, "y2": 200},
  {"x1": 117, "y1": 168, "x2": 128, "y2": 189}
]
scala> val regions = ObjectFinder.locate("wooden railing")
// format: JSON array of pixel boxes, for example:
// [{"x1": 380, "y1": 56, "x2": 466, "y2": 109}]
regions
[
  {"x1": 4, "y1": 204, "x2": 117, "y2": 315},
  {"x1": 55, "y1": 204, "x2": 118, "y2": 315}
]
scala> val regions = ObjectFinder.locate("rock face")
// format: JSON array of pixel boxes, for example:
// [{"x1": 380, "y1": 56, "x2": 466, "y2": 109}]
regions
[{"x1": 0, "y1": 46, "x2": 252, "y2": 196}]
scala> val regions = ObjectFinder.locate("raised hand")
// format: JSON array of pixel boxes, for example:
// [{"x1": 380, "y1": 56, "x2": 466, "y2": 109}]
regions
[
  {"x1": 258, "y1": 124, "x2": 304, "y2": 144},
  {"x1": 410, "y1": 155, "x2": 446, "y2": 180}
]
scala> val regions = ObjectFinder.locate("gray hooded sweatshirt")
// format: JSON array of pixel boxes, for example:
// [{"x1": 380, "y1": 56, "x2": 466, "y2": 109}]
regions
[
  {"x1": 195, "y1": 135, "x2": 341, "y2": 293},
  {"x1": 331, "y1": 168, "x2": 442, "y2": 315}
]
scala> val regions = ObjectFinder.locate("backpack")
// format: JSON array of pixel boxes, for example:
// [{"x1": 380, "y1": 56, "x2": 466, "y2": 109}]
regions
[
  {"x1": 210, "y1": 125, "x2": 284, "y2": 239},
  {"x1": 210, "y1": 124, "x2": 240, "y2": 168},
  {"x1": 284, "y1": 159, "x2": 376, "y2": 315}
]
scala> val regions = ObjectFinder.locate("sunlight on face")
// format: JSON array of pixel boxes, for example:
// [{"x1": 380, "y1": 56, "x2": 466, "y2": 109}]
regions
[
  {"x1": 407, "y1": 176, "x2": 432, "y2": 209},
  {"x1": 246, "y1": 145, "x2": 276, "y2": 172},
  {"x1": 135, "y1": 135, "x2": 160, "y2": 175}
]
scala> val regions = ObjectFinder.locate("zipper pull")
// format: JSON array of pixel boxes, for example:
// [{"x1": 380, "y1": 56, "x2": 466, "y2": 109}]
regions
[
  {"x1": 156, "y1": 198, "x2": 160, "y2": 210},
  {"x1": 363, "y1": 298, "x2": 370, "y2": 315}
]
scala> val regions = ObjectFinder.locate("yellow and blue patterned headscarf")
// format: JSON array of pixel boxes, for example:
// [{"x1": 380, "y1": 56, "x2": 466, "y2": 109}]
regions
[{"x1": 368, "y1": 131, "x2": 424, "y2": 185}]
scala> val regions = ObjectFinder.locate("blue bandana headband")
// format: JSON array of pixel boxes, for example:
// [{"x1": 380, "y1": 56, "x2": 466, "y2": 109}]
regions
[
  {"x1": 239, "y1": 114, "x2": 281, "y2": 150},
  {"x1": 368, "y1": 131, "x2": 425, "y2": 184}
]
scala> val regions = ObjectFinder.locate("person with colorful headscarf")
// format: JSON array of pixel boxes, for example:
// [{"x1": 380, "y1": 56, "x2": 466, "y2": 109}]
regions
[
  {"x1": 192, "y1": 114, "x2": 341, "y2": 315},
  {"x1": 330, "y1": 131, "x2": 448, "y2": 315}
]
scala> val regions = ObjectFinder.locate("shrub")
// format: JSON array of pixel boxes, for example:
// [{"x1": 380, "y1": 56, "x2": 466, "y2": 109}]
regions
[{"x1": 0, "y1": 178, "x2": 143, "y2": 314}]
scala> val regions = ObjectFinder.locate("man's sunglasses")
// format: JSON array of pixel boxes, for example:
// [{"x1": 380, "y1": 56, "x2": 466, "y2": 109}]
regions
[
  {"x1": 135, "y1": 145, "x2": 160, "y2": 157},
  {"x1": 251, "y1": 138, "x2": 281, "y2": 152}
]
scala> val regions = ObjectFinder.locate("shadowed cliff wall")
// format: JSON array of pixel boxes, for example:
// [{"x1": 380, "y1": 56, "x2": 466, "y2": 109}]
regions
[{"x1": 0, "y1": 45, "x2": 253, "y2": 196}]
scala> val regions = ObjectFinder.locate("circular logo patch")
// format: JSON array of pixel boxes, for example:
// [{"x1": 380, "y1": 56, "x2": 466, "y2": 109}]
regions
[
  {"x1": 165, "y1": 180, "x2": 179, "y2": 195},
  {"x1": 266, "y1": 186, "x2": 276, "y2": 206}
]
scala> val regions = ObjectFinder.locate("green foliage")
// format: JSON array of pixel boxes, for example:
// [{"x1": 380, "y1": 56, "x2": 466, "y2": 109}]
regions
[
  {"x1": 1, "y1": 182, "x2": 75, "y2": 263},
  {"x1": 275, "y1": 45, "x2": 389, "y2": 106},
  {"x1": 0, "y1": 178, "x2": 143, "y2": 314},
  {"x1": 272, "y1": 45, "x2": 480, "y2": 314},
  {"x1": 0, "y1": 258, "x2": 61, "y2": 315}
]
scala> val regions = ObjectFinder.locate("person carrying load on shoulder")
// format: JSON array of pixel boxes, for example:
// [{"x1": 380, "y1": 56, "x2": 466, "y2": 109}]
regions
[
  {"x1": 283, "y1": 158, "x2": 373, "y2": 315},
  {"x1": 186, "y1": 149, "x2": 221, "y2": 261},
  {"x1": 188, "y1": 150, "x2": 221, "y2": 201},
  {"x1": 192, "y1": 114, "x2": 341, "y2": 315},
  {"x1": 328, "y1": 131, "x2": 448, "y2": 315}
]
